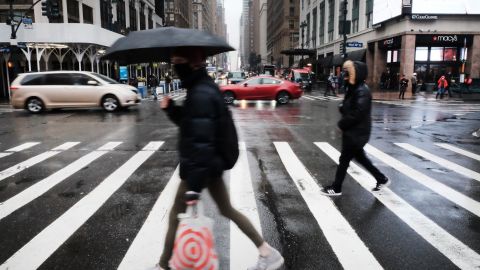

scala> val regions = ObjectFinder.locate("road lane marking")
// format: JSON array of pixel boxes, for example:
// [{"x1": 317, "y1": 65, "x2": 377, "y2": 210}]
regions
[
  {"x1": 0, "y1": 142, "x2": 44, "y2": 159},
  {"x1": 364, "y1": 144, "x2": 480, "y2": 218},
  {"x1": 230, "y1": 142, "x2": 262, "y2": 269},
  {"x1": 396, "y1": 143, "x2": 480, "y2": 182},
  {"x1": 0, "y1": 142, "x2": 80, "y2": 183},
  {"x1": 117, "y1": 165, "x2": 181, "y2": 270},
  {"x1": 274, "y1": 142, "x2": 383, "y2": 270},
  {"x1": 0, "y1": 142, "x2": 122, "y2": 221},
  {"x1": 0, "y1": 142, "x2": 163, "y2": 270},
  {"x1": 316, "y1": 142, "x2": 480, "y2": 270},
  {"x1": 435, "y1": 143, "x2": 480, "y2": 162},
  {"x1": 301, "y1": 96, "x2": 315, "y2": 100}
]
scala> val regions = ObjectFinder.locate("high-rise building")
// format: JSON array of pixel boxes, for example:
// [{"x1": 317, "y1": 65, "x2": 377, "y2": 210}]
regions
[
  {"x1": 192, "y1": 0, "x2": 215, "y2": 33},
  {"x1": 267, "y1": 0, "x2": 300, "y2": 69},
  {"x1": 164, "y1": 0, "x2": 191, "y2": 28}
]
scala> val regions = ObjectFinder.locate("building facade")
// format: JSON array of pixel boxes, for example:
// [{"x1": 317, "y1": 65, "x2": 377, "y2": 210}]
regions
[
  {"x1": 300, "y1": 0, "x2": 480, "y2": 91},
  {"x1": 164, "y1": 0, "x2": 191, "y2": 28},
  {"x1": 267, "y1": 0, "x2": 300, "y2": 69},
  {"x1": 0, "y1": 0, "x2": 164, "y2": 100}
]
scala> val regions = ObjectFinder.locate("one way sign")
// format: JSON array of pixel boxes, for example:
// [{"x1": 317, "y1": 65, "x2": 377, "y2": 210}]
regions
[{"x1": 346, "y1": 42, "x2": 363, "y2": 48}]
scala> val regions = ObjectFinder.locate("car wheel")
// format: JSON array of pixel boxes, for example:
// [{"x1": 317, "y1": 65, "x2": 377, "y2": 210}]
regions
[
  {"x1": 26, "y1": 97, "x2": 44, "y2": 114},
  {"x1": 223, "y1": 91, "x2": 235, "y2": 104},
  {"x1": 276, "y1": 91, "x2": 290, "y2": 104},
  {"x1": 102, "y1": 95, "x2": 120, "y2": 112}
]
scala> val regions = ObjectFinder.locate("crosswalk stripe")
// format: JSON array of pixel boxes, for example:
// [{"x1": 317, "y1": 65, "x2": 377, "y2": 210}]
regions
[
  {"x1": 0, "y1": 141, "x2": 163, "y2": 270},
  {"x1": 364, "y1": 144, "x2": 480, "y2": 218},
  {"x1": 301, "y1": 96, "x2": 315, "y2": 100},
  {"x1": 117, "y1": 166, "x2": 181, "y2": 270},
  {"x1": 274, "y1": 142, "x2": 382, "y2": 270},
  {"x1": 396, "y1": 143, "x2": 480, "y2": 182},
  {"x1": 230, "y1": 142, "x2": 262, "y2": 269},
  {"x1": 315, "y1": 142, "x2": 480, "y2": 270},
  {"x1": 435, "y1": 143, "x2": 480, "y2": 162},
  {"x1": 0, "y1": 142, "x2": 122, "y2": 221},
  {"x1": 0, "y1": 142, "x2": 80, "y2": 183},
  {"x1": 3, "y1": 142, "x2": 40, "y2": 153}
]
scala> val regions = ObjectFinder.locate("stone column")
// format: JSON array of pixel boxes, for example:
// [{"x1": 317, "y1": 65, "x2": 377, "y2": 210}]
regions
[
  {"x1": 400, "y1": 34, "x2": 416, "y2": 93},
  {"x1": 78, "y1": 0, "x2": 84, "y2": 23},
  {"x1": 373, "y1": 42, "x2": 386, "y2": 92},
  {"x1": 125, "y1": 0, "x2": 130, "y2": 28},
  {"x1": 469, "y1": 35, "x2": 480, "y2": 79},
  {"x1": 366, "y1": 45, "x2": 374, "y2": 87},
  {"x1": 62, "y1": 0, "x2": 68, "y2": 23}
]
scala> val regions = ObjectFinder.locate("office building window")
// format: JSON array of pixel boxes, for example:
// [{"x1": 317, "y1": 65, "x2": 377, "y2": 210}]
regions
[
  {"x1": 319, "y1": 1, "x2": 325, "y2": 44},
  {"x1": 312, "y1": 7, "x2": 317, "y2": 48},
  {"x1": 148, "y1": 8, "x2": 153, "y2": 29},
  {"x1": 100, "y1": 0, "x2": 109, "y2": 28},
  {"x1": 67, "y1": 0, "x2": 79, "y2": 23},
  {"x1": 289, "y1": 20, "x2": 295, "y2": 29},
  {"x1": 290, "y1": 7, "x2": 295, "y2": 16},
  {"x1": 366, "y1": 0, "x2": 373, "y2": 28},
  {"x1": 116, "y1": 0, "x2": 126, "y2": 30},
  {"x1": 351, "y1": 0, "x2": 359, "y2": 33},
  {"x1": 83, "y1": 4, "x2": 93, "y2": 24},
  {"x1": 327, "y1": 0, "x2": 334, "y2": 42},
  {"x1": 306, "y1": 13, "x2": 310, "y2": 47},
  {"x1": 129, "y1": 0, "x2": 137, "y2": 30},
  {"x1": 139, "y1": 2, "x2": 146, "y2": 30}
]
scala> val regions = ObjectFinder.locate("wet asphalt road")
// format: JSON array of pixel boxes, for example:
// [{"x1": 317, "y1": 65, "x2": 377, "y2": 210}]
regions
[{"x1": 0, "y1": 92, "x2": 479, "y2": 270}]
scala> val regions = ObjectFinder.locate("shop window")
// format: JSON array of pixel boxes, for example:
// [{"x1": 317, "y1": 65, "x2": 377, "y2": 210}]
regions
[
  {"x1": 430, "y1": 47, "x2": 443, "y2": 61},
  {"x1": 415, "y1": 47, "x2": 428, "y2": 61},
  {"x1": 387, "y1": 51, "x2": 392, "y2": 63},
  {"x1": 386, "y1": 50, "x2": 400, "y2": 63},
  {"x1": 443, "y1": 48, "x2": 457, "y2": 61}
]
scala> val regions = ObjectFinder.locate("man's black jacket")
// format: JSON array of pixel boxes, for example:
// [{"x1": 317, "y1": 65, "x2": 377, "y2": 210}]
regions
[
  {"x1": 338, "y1": 61, "x2": 372, "y2": 148},
  {"x1": 164, "y1": 68, "x2": 226, "y2": 192}
]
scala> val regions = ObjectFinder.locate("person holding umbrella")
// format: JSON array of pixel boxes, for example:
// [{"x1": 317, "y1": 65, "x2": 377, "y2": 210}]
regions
[{"x1": 103, "y1": 27, "x2": 284, "y2": 270}]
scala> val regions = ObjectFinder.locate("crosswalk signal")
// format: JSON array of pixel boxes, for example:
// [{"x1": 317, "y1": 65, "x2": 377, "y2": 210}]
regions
[
  {"x1": 340, "y1": 42, "x2": 345, "y2": 55},
  {"x1": 50, "y1": 0, "x2": 60, "y2": 18}
]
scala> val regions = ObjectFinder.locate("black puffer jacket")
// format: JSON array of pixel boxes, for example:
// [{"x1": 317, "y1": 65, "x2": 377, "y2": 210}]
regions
[
  {"x1": 164, "y1": 68, "x2": 226, "y2": 192},
  {"x1": 338, "y1": 61, "x2": 372, "y2": 148}
]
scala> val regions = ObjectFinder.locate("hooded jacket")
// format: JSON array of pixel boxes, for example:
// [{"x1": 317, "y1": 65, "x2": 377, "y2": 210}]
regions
[
  {"x1": 338, "y1": 60, "x2": 372, "y2": 147},
  {"x1": 164, "y1": 67, "x2": 226, "y2": 192}
]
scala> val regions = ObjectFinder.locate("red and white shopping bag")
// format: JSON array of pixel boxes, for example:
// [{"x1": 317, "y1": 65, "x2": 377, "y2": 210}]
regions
[{"x1": 169, "y1": 201, "x2": 218, "y2": 270}]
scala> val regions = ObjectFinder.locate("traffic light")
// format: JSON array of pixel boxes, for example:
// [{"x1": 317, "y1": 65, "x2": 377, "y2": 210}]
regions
[
  {"x1": 340, "y1": 42, "x2": 345, "y2": 55},
  {"x1": 41, "y1": 0, "x2": 50, "y2": 17},
  {"x1": 50, "y1": 0, "x2": 60, "y2": 18}
]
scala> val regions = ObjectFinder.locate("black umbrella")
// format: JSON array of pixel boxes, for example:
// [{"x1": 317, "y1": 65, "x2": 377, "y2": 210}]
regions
[{"x1": 102, "y1": 27, "x2": 235, "y2": 64}]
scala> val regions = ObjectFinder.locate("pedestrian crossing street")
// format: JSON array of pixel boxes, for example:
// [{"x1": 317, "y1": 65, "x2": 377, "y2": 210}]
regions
[{"x1": 0, "y1": 140, "x2": 479, "y2": 269}]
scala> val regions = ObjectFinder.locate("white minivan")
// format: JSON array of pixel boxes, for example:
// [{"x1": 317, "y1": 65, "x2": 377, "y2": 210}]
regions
[{"x1": 11, "y1": 71, "x2": 140, "y2": 113}]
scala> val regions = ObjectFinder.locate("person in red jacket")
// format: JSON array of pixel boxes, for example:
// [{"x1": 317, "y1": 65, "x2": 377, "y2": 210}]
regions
[{"x1": 436, "y1": 75, "x2": 448, "y2": 99}]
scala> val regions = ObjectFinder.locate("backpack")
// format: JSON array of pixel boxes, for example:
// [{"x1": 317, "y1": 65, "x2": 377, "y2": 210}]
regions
[{"x1": 198, "y1": 79, "x2": 239, "y2": 170}]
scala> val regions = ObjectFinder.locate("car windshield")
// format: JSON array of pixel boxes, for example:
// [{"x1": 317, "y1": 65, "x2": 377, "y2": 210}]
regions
[
  {"x1": 295, "y1": 72, "x2": 310, "y2": 80},
  {"x1": 228, "y1": 72, "x2": 245, "y2": 79},
  {"x1": 91, "y1": 73, "x2": 120, "y2": 84}
]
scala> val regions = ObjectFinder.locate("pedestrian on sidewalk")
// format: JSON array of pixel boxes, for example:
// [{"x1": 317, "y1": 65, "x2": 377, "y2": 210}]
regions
[
  {"x1": 148, "y1": 74, "x2": 159, "y2": 100},
  {"x1": 411, "y1": 73, "x2": 418, "y2": 95},
  {"x1": 399, "y1": 74, "x2": 408, "y2": 99},
  {"x1": 158, "y1": 47, "x2": 284, "y2": 270},
  {"x1": 320, "y1": 60, "x2": 390, "y2": 196},
  {"x1": 446, "y1": 72, "x2": 453, "y2": 98},
  {"x1": 436, "y1": 75, "x2": 448, "y2": 99},
  {"x1": 325, "y1": 73, "x2": 337, "y2": 97}
]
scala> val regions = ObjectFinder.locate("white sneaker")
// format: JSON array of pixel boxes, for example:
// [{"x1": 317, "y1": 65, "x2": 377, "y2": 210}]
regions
[{"x1": 248, "y1": 248, "x2": 284, "y2": 270}]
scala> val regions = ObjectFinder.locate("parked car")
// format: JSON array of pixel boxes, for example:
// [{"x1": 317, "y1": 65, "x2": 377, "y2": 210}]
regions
[
  {"x1": 227, "y1": 71, "x2": 246, "y2": 84},
  {"x1": 10, "y1": 71, "x2": 140, "y2": 113},
  {"x1": 287, "y1": 68, "x2": 313, "y2": 91},
  {"x1": 220, "y1": 75, "x2": 303, "y2": 104}
]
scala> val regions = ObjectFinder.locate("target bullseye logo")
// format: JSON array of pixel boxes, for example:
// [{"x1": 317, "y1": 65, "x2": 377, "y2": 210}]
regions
[{"x1": 170, "y1": 224, "x2": 219, "y2": 270}]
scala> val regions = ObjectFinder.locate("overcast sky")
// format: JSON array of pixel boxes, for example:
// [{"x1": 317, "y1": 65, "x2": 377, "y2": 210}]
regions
[{"x1": 224, "y1": 0, "x2": 242, "y2": 70}]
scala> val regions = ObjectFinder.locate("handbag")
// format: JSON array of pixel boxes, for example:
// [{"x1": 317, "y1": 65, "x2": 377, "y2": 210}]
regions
[{"x1": 169, "y1": 199, "x2": 219, "y2": 270}]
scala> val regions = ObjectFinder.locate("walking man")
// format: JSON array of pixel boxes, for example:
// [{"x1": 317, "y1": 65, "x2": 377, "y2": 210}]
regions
[
  {"x1": 325, "y1": 73, "x2": 337, "y2": 97},
  {"x1": 436, "y1": 75, "x2": 448, "y2": 99},
  {"x1": 157, "y1": 47, "x2": 284, "y2": 270},
  {"x1": 399, "y1": 74, "x2": 408, "y2": 99},
  {"x1": 321, "y1": 60, "x2": 390, "y2": 196}
]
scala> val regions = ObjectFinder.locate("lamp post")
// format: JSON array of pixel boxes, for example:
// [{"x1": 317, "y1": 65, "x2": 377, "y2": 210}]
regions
[
  {"x1": 342, "y1": 0, "x2": 348, "y2": 60},
  {"x1": 300, "y1": 21, "x2": 307, "y2": 65}
]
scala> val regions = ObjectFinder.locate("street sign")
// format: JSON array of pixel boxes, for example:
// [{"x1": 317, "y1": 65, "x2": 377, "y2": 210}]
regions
[
  {"x1": 119, "y1": 66, "x2": 128, "y2": 81},
  {"x1": 346, "y1": 41, "x2": 363, "y2": 48},
  {"x1": 22, "y1": 17, "x2": 33, "y2": 29}
]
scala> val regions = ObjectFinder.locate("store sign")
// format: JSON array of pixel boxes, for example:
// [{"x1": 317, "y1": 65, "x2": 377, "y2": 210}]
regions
[
  {"x1": 379, "y1": 36, "x2": 402, "y2": 49},
  {"x1": 433, "y1": 35, "x2": 458, "y2": 42},
  {"x1": 411, "y1": 14, "x2": 438, "y2": 20},
  {"x1": 416, "y1": 34, "x2": 473, "y2": 46}
]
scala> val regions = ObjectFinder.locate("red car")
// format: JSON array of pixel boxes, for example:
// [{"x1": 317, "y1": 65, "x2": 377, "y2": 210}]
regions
[{"x1": 220, "y1": 75, "x2": 303, "y2": 104}]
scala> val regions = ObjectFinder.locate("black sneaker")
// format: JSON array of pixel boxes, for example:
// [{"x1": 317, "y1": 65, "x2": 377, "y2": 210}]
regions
[
  {"x1": 320, "y1": 186, "x2": 342, "y2": 196},
  {"x1": 373, "y1": 177, "x2": 391, "y2": 191}
]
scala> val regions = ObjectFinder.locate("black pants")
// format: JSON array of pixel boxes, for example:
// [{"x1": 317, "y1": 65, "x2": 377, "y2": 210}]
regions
[
  {"x1": 332, "y1": 146, "x2": 386, "y2": 191},
  {"x1": 399, "y1": 89, "x2": 406, "y2": 99}
]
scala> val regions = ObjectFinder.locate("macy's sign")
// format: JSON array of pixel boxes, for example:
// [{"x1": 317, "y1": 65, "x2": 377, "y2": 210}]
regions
[{"x1": 433, "y1": 35, "x2": 458, "y2": 42}]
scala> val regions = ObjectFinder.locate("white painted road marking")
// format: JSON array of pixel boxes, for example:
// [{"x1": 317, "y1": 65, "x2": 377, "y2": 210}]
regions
[
  {"x1": 0, "y1": 142, "x2": 122, "y2": 221},
  {"x1": 230, "y1": 142, "x2": 262, "y2": 270},
  {"x1": 435, "y1": 143, "x2": 480, "y2": 162},
  {"x1": 396, "y1": 143, "x2": 480, "y2": 182},
  {"x1": 364, "y1": 144, "x2": 480, "y2": 218},
  {"x1": 316, "y1": 142, "x2": 480, "y2": 270},
  {"x1": 117, "y1": 166, "x2": 181, "y2": 270},
  {"x1": 0, "y1": 142, "x2": 80, "y2": 183},
  {"x1": 274, "y1": 142, "x2": 383, "y2": 270},
  {"x1": 0, "y1": 141, "x2": 163, "y2": 270}
]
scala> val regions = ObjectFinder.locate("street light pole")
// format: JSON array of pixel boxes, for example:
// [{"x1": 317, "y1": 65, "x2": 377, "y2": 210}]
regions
[{"x1": 342, "y1": 0, "x2": 348, "y2": 61}]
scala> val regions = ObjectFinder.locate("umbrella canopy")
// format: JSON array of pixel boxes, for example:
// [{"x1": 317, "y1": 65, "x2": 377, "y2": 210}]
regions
[{"x1": 102, "y1": 27, "x2": 235, "y2": 64}]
